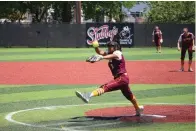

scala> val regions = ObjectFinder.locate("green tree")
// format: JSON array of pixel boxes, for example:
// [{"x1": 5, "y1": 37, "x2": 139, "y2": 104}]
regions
[
  {"x1": 0, "y1": 1, "x2": 27, "y2": 22},
  {"x1": 82, "y1": 1, "x2": 136, "y2": 22},
  {"x1": 0, "y1": 1, "x2": 52, "y2": 23},
  {"x1": 0, "y1": 1, "x2": 137, "y2": 23},
  {"x1": 146, "y1": 1, "x2": 195, "y2": 24},
  {"x1": 24, "y1": 1, "x2": 52, "y2": 23},
  {"x1": 51, "y1": 1, "x2": 75, "y2": 23}
]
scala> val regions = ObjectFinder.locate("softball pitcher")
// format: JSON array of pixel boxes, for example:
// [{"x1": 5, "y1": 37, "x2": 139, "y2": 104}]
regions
[{"x1": 76, "y1": 41, "x2": 144, "y2": 116}]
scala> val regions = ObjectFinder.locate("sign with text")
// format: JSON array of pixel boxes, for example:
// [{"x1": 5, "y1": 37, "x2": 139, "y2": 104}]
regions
[{"x1": 86, "y1": 23, "x2": 134, "y2": 47}]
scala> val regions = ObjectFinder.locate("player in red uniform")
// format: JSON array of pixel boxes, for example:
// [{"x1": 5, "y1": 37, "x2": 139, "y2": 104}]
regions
[
  {"x1": 75, "y1": 41, "x2": 144, "y2": 116},
  {"x1": 152, "y1": 26, "x2": 163, "y2": 53},
  {"x1": 177, "y1": 28, "x2": 195, "y2": 72}
]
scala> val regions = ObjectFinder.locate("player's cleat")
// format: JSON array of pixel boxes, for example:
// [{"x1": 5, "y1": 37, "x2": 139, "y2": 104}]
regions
[
  {"x1": 188, "y1": 68, "x2": 193, "y2": 72},
  {"x1": 179, "y1": 68, "x2": 184, "y2": 72},
  {"x1": 75, "y1": 91, "x2": 90, "y2": 103},
  {"x1": 135, "y1": 105, "x2": 144, "y2": 116}
]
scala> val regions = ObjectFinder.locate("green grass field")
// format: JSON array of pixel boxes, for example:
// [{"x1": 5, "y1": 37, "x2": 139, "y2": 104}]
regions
[
  {"x1": 0, "y1": 47, "x2": 192, "y2": 61},
  {"x1": 0, "y1": 47, "x2": 195, "y2": 131}
]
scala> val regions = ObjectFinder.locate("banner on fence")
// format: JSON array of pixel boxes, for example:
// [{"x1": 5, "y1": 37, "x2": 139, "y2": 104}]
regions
[{"x1": 86, "y1": 23, "x2": 134, "y2": 47}]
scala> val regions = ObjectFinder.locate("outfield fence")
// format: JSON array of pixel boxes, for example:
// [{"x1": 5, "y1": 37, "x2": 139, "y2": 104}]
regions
[{"x1": 0, "y1": 23, "x2": 194, "y2": 48}]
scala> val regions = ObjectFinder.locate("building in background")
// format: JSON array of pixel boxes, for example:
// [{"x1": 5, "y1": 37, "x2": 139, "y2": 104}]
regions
[{"x1": 122, "y1": 2, "x2": 150, "y2": 23}]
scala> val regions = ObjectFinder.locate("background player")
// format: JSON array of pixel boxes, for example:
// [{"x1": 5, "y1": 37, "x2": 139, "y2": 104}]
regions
[
  {"x1": 152, "y1": 26, "x2": 163, "y2": 53},
  {"x1": 75, "y1": 41, "x2": 144, "y2": 116},
  {"x1": 177, "y1": 28, "x2": 195, "y2": 72}
]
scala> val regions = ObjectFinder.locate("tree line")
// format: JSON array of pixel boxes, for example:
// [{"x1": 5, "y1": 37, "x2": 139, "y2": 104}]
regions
[{"x1": 0, "y1": 1, "x2": 194, "y2": 24}]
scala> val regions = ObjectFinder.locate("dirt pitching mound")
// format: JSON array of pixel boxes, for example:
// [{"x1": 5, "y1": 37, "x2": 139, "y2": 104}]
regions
[{"x1": 85, "y1": 105, "x2": 195, "y2": 123}]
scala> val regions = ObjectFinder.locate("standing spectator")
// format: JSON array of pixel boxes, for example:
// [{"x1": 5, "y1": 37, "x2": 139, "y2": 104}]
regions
[
  {"x1": 152, "y1": 26, "x2": 163, "y2": 53},
  {"x1": 177, "y1": 28, "x2": 195, "y2": 72}
]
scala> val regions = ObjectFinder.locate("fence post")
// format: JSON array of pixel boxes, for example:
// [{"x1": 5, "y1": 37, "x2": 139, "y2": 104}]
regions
[
  {"x1": 145, "y1": 23, "x2": 147, "y2": 47},
  {"x1": 46, "y1": 39, "x2": 49, "y2": 48}
]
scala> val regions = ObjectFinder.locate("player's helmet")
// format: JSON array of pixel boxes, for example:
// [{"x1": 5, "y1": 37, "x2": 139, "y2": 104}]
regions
[{"x1": 107, "y1": 41, "x2": 122, "y2": 51}]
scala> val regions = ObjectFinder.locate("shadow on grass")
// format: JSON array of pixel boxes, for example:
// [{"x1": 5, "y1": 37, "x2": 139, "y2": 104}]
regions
[
  {"x1": 2, "y1": 115, "x2": 158, "y2": 131},
  {"x1": 64, "y1": 115, "x2": 156, "y2": 130},
  {"x1": 69, "y1": 115, "x2": 161, "y2": 123}
]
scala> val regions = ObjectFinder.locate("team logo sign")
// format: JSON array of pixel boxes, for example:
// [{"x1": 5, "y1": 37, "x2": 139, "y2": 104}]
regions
[
  {"x1": 86, "y1": 23, "x2": 134, "y2": 47},
  {"x1": 87, "y1": 25, "x2": 118, "y2": 45},
  {"x1": 119, "y1": 26, "x2": 133, "y2": 45}
]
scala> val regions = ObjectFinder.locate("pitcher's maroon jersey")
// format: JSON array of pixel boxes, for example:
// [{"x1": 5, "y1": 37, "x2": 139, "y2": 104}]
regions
[{"x1": 108, "y1": 50, "x2": 127, "y2": 77}]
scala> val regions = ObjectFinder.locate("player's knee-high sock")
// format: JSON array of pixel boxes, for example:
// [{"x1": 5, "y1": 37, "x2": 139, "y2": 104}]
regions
[
  {"x1": 188, "y1": 60, "x2": 192, "y2": 69},
  {"x1": 90, "y1": 88, "x2": 104, "y2": 97},
  {"x1": 121, "y1": 89, "x2": 140, "y2": 110},
  {"x1": 181, "y1": 60, "x2": 184, "y2": 69},
  {"x1": 130, "y1": 94, "x2": 140, "y2": 110}
]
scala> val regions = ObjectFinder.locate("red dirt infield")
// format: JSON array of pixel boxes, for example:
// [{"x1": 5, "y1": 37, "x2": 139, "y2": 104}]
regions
[
  {"x1": 0, "y1": 61, "x2": 194, "y2": 84},
  {"x1": 85, "y1": 105, "x2": 195, "y2": 123},
  {"x1": 1, "y1": 60, "x2": 195, "y2": 124}
]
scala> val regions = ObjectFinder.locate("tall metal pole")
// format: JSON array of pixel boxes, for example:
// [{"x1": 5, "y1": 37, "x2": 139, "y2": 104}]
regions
[{"x1": 75, "y1": 1, "x2": 81, "y2": 24}]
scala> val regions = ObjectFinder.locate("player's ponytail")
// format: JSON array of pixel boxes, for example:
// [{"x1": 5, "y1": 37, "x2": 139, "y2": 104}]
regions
[{"x1": 116, "y1": 42, "x2": 122, "y2": 51}]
